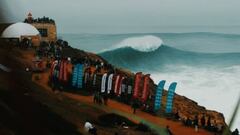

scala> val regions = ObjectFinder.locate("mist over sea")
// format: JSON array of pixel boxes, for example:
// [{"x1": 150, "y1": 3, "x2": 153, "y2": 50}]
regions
[{"x1": 60, "y1": 31, "x2": 240, "y2": 130}]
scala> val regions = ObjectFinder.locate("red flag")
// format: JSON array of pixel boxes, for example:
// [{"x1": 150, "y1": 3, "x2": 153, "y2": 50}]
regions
[
  {"x1": 141, "y1": 74, "x2": 150, "y2": 102},
  {"x1": 114, "y1": 75, "x2": 120, "y2": 94},
  {"x1": 59, "y1": 60, "x2": 64, "y2": 81},
  {"x1": 63, "y1": 61, "x2": 68, "y2": 82},
  {"x1": 50, "y1": 61, "x2": 57, "y2": 77},
  {"x1": 133, "y1": 72, "x2": 142, "y2": 99}
]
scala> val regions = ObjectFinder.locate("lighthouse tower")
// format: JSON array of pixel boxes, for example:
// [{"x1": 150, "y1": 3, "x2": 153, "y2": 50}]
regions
[
  {"x1": 24, "y1": 13, "x2": 57, "y2": 42},
  {"x1": 27, "y1": 12, "x2": 33, "y2": 23}
]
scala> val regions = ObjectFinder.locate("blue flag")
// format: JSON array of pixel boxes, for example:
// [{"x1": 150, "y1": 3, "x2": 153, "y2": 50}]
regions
[
  {"x1": 154, "y1": 80, "x2": 166, "y2": 112},
  {"x1": 72, "y1": 64, "x2": 79, "y2": 87},
  {"x1": 165, "y1": 82, "x2": 177, "y2": 113},
  {"x1": 77, "y1": 64, "x2": 83, "y2": 89},
  {"x1": 72, "y1": 64, "x2": 84, "y2": 89}
]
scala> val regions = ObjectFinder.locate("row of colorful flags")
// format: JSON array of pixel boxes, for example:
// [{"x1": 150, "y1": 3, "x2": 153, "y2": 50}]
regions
[{"x1": 51, "y1": 63, "x2": 177, "y2": 113}]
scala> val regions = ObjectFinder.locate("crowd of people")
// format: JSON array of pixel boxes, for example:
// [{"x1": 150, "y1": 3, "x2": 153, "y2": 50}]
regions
[
  {"x1": 36, "y1": 39, "x2": 69, "y2": 59},
  {"x1": 86, "y1": 70, "x2": 149, "y2": 114},
  {"x1": 24, "y1": 16, "x2": 55, "y2": 24},
  {"x1": 181, "y1": 114, "x2": 225, "y2": 133}
]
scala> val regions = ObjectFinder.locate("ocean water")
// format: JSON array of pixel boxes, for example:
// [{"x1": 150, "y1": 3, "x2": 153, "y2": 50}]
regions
[{"x1": 60, "y1": 32, "x2": 240, "y2": 130}]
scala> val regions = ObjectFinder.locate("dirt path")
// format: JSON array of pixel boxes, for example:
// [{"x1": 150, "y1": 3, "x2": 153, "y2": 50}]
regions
[{"x1": 64, "y1": 93, "x2": 214, "y2": 135}]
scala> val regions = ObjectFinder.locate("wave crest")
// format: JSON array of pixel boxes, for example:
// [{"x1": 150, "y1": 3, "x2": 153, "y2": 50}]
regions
[{"x1": 115, "y1": 35, "x2": 163, "y2": 52}]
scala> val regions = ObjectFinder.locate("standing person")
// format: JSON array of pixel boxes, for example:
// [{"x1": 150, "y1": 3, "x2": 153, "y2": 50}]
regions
[
  {"x1": 98, "y1": 92, "x2": 103, "y2": 105},
  {"x1": 194, "y1": 115, "x2": 199, "y2": 132},
  {"x1": 103, "y1": 94, "x2": 108, "y2": 105},
  {"x1": 84, "y1": 121, "x2": 97, "y2": 135},
  {"x1": 52, "y1": 64, "x2": 60, "y2": 92},
  {"x1": 184, "y1": 117, "x2": 192, "y2": 126},
  {"x1": 127, "y1": 85, "x2": 132, "y2": 104},
  {"x1": 101, "y1": 62, "x2": 104, "y2": 68},
  {"x1": 166, "y1": 125, "x2": 173, "y2": 135},
  {"x1": 174, "y1": 111, "x2": 180, "y2": 120},
  {"x1": 84, "y1": 68, "x2": 90, "y2": 89},
  {"x1": 93, "y1": 92, "x2": 98, "y2": 103},
  {"x1": 207, "y1": 116, "x2": 212, "y2": 130},
  {"x1": 120, "y1": 79, "x2": 127, "y2": 103},
  {"x1": 232, "y1": 128, "x2": 239, "y2": 135},
  {"x1": 132, "y1": 100, "x2": 139, "y2": 114},
  {"x1": 87, "y1": 69, "x2": 92, "y2": 90},
  {"x1": 201, "y1": 114, "x2": 206, "y2": 128}
]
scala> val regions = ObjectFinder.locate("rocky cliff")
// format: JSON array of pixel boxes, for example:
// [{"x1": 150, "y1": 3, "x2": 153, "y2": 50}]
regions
[{"x1": 61, "y1": 46, "x2": 227, "y2": 129}]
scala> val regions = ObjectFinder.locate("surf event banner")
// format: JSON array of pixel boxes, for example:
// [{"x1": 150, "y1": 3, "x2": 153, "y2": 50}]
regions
[
  {"x1": 141, "y1": 74, "x2": 150, "y2": 102},
  {"x1": 154, "y1": 80, "x2": 166, "y2": 112},
  {"x1": 72, "y1": 64, "x2": 84, "y2": 89},
  {"x1": 51, "y1": 60, "x2": 68, "y2": 83},
  {"x1": 101, "y1": 73, "x2": 107, "y2": 93},
  {"x1": 59, "y1": 60, "x2": 68, "y2": 82},
  {"x1": 107, "y1": 74, "x2": 113, "y2": 94},
  {"x1": 165, "y1": 82, "x2": 177, "y2": 113},
  {"x1": 114, "y1": 75, "x2": 124, "y2": 96},
  {"x1": 50, "y1": 60, "x2": 58, "y2": 77},
  {"x1": 114, "y1": 75, "x2": 120, "y2": 94},
  {"x1": 133, "y1": 72, "x2": 142, "y2": 99}
]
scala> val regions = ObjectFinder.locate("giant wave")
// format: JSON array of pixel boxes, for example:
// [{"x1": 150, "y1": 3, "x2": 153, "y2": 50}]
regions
[
  {"x1": 114, "y1": 35, "x2": 163, "y2": 52},
  {"x1": 101, "y1": 35, "x2": 163, "y2": 53},
  {"x1": 100, "y1": 45, "x2": 240, "y2": 72}
]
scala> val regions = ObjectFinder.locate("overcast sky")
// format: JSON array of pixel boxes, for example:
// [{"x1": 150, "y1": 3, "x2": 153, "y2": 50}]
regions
[{"x1": 2, "y1": 0, "x2": 240, "y2": 33}]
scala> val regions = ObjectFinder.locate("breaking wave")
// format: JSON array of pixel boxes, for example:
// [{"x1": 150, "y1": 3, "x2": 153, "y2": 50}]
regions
[
  {"x1": 111, "y1": 35, "x2": 163, "y2": 52},
  {"x1": 100, "y1": 45, "x2": 240, "y2": 72}
]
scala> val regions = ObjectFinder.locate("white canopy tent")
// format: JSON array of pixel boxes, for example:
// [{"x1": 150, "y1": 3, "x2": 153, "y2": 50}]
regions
[{"x1": 1, "y1": 22, "x2": 40, "y2": 38}]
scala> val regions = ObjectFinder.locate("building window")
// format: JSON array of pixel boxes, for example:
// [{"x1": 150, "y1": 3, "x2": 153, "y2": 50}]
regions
[{"x1": 38, "y1": 28, "x2": 48, "y2": 37}]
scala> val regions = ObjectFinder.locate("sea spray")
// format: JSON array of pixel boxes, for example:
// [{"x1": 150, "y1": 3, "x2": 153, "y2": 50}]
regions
[
  {"x1": 115, "y1": 35, "x2": 163, "y2": 52},
  {"x1": 151, "y1": 65, "x2": 240, "y2": 130}
]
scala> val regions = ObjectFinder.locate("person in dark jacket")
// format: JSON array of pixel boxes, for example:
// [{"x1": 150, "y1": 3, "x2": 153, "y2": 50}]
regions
[
  {"x1": 103, "y1": 94, "x2": 108, "y2": 105},
  {"x1": 206, "y1": 116, "x2": 212, "y2": 130},
  {"x1": 166, "y1": 125, "x2": 173, "y2": 135},
  {"x1": 201, "y1": 114, "x2": 206, "y2": 128},
  {"x1": 132, "y1": 100, "x2": 139, "y2": 114},
  {"x1": 194, "y1": 115, "x2": 199, "y2": 132},
  {"x1": 232, "y1": 128, "x2": 239, "y2": 135}
]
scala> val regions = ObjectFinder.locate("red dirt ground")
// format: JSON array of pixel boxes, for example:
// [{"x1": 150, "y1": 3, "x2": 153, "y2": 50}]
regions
[{"x1": 33, "y1": 69, "x2": 215, "y2": 135}]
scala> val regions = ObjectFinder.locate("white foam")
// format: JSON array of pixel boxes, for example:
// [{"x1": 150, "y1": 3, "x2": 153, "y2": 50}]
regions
[
  {"x1": 151, "y1": 65, "x2": 240, "y2": 130},
  {"x1": 114, "y1": 35, "x2": 163, "y2": 52}
]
